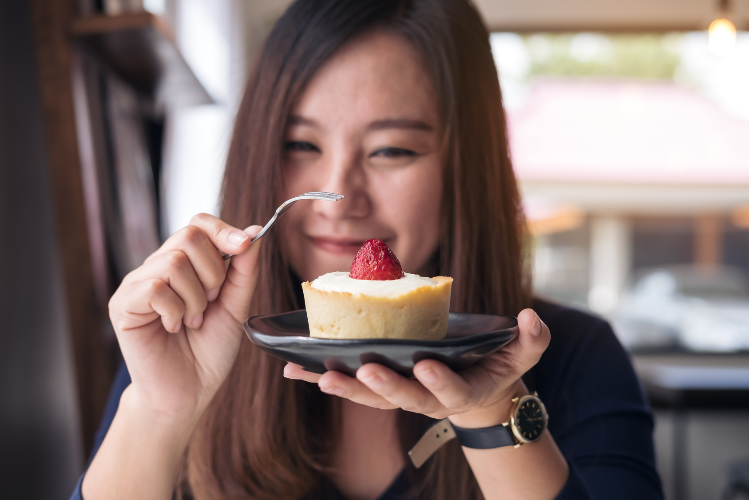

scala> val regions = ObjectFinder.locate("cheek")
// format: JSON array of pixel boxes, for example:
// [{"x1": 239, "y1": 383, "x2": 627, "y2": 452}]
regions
[
  {"x1": 281, "y1": 162, "x2": 312, "y2": 199},
  {"x1": 278, "y1": 169, "x2": 309, "y2": 274},
  {"x1": 278, "y1": 207, "x2": 303, "y2": 263},
  {"x1": 374, "y1": 160, "x2": 443, "y2": 271}
]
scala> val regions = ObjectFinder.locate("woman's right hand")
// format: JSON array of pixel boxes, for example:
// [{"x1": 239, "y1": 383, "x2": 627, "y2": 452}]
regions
[{"x1": 108, "y1": 214, "x2": 263, "y2": 424}]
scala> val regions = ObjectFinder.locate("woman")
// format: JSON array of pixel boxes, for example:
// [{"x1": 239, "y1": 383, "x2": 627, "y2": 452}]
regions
[{"x1": 74, "y1": 0, "x2": 663, "y2": 499}]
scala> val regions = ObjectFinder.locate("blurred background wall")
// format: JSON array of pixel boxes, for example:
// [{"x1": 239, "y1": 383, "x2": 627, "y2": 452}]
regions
[
  {"x1": 0, "y1": 1, "x2": 84, "y2": 497},
  {"x1": 1, "y1": 0, "x2": 747, "y2": 498}
]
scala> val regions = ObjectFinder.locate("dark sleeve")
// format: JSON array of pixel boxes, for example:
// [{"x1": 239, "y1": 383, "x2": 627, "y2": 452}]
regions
[
  {"x1": 530, "y1": 300, "x2": 664, "y2": 500},
  {"x1": 69, "y1": 361, "x2": 132, "y2": 500}
]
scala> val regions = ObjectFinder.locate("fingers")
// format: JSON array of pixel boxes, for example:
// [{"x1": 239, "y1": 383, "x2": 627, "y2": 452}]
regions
[
  {"x1": 505, "y1": 308, "x2": 551, "y2": 375},
  {"x1": 285, "y1": 362, "x2": 482, "y2": 418},
  {"x1": 356, "y1": 364, "x2": 443, "y2": 415},
  {"x1": 285, "y1": 360, "x2": 503, "y2": 420},
  {"x1": 120, "y1": 216, "x2": 263, "y2": 332},
  {"x1": 412, "y1": 359, "x2": 483, "y2": 412},
  {"x1": 150, "y1": 251, "x2": 208, "y2": 329},
  {"x1": 147, "y1": 213, "x2": 257, "y2": 301},
  {"x1": 284, "y1": 363, "x2": 398, "y2": 410},
  {"x1": 150, "y1": 221, "x2": 228, "y2": 300},
  {"x1": 217, "y1": 225, "x2": 263, "y2": 323},
  {"x1": 283, "y1": 363, "x2": 321, "y2": 383},
  {"x1": 322, "y1": 370, "x2": 399, "y2": 410},
  {"x1": 115, "y1": 251, "x2": 207, "y2": 331},
  {"x1": 121, "y1": 279, "x2": 185, "y2": 333},
  {"x1": 186, "y1": 213, "x2": 254, "y2": 257}
]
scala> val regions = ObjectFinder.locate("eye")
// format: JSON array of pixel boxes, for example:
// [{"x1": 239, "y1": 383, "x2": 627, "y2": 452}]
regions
[
  {"x1": 371, "y1": 147, "x2": 417, "y2": 159},
  {"x1": 285, "y1": 141, "x2": 320, "y2": 153}
]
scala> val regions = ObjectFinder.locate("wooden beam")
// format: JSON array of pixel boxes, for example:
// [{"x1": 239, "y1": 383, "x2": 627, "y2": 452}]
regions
[
  {"x1": 694, "y1": 214, "x2": 724, "y2": 271},
  {"x1": 71, "y1": 10, "x2": 171, "y2": 35},
  {"x1": 71, "y1": 12, "x2": 213, "y2": 110},
  {"x1": 28, "y1": 0, "x2": 115, "y2": 458}
]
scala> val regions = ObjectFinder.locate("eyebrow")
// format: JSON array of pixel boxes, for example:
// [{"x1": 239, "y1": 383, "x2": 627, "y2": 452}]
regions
[
  {"x1": 288, "y1": 115, "x2": 319, "y2": 127},
  {"x1": 367, "y1": 119, "x2": 433, "y2": 132},
  {"x1": 288, "y1": 115, "x2": 433, "y2": 132}
]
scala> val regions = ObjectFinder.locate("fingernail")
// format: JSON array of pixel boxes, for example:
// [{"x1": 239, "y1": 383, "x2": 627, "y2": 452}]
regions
[
  {"x1": 532, "y1": 314, "x2": 542, "y2": 337},
  {"x1": 362, "y1": 374, "x2": 384, "y2": 390},
  {"x1": 321, "y1": 385, "x2": 344, "y2": 396},
  {"x1": 207, "y1": 287, "x2": 220, "y2": 302},
  {"x1": 417, "y1": 367, "x2": 438, "y2": 383},
  {"x1": 228, "y1": 230, "x2": 248, "y2": 248},
  {"x1": 191, "y1": 313, "x2": 203, "y2": 329}
]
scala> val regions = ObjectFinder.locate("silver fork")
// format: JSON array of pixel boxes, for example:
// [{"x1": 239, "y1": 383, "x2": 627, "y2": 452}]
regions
[{"x1": 222, "y1": 191, "x2": 344, "y2": 260}]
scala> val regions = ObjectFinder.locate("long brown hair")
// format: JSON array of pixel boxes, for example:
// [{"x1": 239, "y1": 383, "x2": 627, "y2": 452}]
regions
[{"x1": 183, "y1": 0, "x2": 529, "y2": 498}]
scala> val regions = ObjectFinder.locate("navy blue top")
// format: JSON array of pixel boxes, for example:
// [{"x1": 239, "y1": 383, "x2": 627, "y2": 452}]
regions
[{"x1": 70, "y1": 300, "x2": 663, "y2": 499}]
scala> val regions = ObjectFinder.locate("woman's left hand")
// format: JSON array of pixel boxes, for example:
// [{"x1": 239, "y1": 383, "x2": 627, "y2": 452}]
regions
[{"x1": 284, "y1": 308, "x2": 550, "y2": 428}]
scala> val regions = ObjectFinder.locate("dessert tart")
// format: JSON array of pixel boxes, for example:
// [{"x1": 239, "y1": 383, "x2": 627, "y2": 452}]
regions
[{"x1": 302, "y1": 239, "x2": 452, "y2": 340}]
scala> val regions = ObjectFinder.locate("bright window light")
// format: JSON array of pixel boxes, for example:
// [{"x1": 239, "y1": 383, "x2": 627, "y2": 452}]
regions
[{"x1": 708, "y1": 18, "x2": 737, "y2": 58}]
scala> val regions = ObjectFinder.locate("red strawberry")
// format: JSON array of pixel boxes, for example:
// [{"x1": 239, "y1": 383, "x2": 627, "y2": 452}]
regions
[{"x1": 349, "y1": 239, "x2": 405, "y2": 280}]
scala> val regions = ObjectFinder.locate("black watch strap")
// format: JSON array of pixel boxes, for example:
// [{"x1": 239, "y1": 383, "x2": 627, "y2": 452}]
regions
[
  {"x1": 408, "y1": 418, "x2": 519, "y2": 468},
  {"x1": 452, "y1": 422, "x2": 517, "y2": 449}
]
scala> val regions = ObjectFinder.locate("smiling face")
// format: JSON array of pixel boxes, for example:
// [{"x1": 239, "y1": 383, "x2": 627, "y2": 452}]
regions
[{"x1": 279, "y1": 30, "x2": 444, "y2": 282}]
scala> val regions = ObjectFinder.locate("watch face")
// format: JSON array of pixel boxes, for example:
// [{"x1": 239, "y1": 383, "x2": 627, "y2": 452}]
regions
[{"x1": 513, "y1": 397, "x2": 547, "y2": 443}]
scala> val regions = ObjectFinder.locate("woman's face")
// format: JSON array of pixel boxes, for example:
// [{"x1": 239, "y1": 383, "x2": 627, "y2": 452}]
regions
[{"x1": 280, "y1": 31, "x2": 444, "y2": 282}]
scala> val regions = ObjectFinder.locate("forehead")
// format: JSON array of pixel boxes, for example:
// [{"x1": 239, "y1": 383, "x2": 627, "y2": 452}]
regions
[{"x1": 292, "y1": 30, "x2": 439, "y2": 127}]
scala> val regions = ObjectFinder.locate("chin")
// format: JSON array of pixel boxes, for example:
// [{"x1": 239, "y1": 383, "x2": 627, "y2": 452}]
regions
[
  {"x1": 317, "y1": 261, "x2": 352, "y2": 277},
  {"x1": 297, "y1": 261, "x2": 349, "y2": 283},
  {"x1": 315, "y1": 249, "x2": 358, "y2": 271}
]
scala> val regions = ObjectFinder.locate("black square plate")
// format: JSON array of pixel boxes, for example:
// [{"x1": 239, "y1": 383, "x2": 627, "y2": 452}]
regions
[{"x1": 244, "y1": 310, "x2": 518, "y2": 377}]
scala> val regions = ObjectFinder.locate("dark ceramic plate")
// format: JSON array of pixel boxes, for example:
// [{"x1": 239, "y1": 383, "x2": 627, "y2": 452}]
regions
[{"x1": 244, "y1": 310, "x2": 518, "y2": 377}]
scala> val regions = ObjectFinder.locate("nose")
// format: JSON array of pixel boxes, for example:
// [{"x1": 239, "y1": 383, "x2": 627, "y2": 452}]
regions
[{"x1": 312, "y1": 150, "x2": 371, "y2": 220}]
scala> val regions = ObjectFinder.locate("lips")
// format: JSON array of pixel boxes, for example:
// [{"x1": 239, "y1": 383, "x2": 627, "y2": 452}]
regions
[
  {"x1": 307, "y1": 235, "x2": 394, "y2": 256},
  {"x1": 307, "y1": 236, "x2": 366, "y2": 255}
]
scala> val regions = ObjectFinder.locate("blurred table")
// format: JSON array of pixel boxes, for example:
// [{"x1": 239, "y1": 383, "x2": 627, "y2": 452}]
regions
[
  {"x1": 632, "y1": 352, "x2": 749, "y2": 500},
  {"x1": 632, "y1": 353, "x2": 749, "y2": 409}
]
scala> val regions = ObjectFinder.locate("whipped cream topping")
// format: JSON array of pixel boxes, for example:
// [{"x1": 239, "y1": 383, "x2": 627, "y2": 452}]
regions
[{"x1": 311, "y1": 272, "x2": 437, "y2": 297}]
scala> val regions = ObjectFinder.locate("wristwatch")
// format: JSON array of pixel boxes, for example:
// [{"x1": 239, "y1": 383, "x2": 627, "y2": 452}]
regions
[
  {"x1": 408, "y1": 392, "x2": 548, "y2": 468},
  {"x1": 452, "y1": 392, "x2": 548, "y2": 449}
]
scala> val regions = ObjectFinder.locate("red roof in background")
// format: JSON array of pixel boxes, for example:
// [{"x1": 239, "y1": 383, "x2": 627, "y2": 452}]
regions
[{"x1": 507, "y1": 79, "x2": 749, "y2": 185}]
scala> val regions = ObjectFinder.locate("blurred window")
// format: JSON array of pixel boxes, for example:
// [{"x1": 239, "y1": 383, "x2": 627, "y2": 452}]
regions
[
  {"x1": 492, "y1": 32, "x2": 749, "y2": 352},
  {"x1": 492, "y1": 32, "x2": 749, "y2": 118}
]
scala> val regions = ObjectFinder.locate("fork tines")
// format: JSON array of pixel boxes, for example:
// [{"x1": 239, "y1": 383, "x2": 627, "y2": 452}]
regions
[{"x1": 302, "y1": 191, "x2": 344, "y2": 200}]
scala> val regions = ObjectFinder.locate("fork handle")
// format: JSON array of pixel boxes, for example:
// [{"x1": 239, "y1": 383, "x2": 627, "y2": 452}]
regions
[{"x1": 220, "y1": 192, "x2": 340, "y2": 261}]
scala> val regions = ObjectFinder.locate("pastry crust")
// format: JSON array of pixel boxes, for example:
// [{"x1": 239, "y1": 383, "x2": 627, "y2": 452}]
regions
[{"x1": 302, "y1": 276, "x2": 452, "y2": 340}]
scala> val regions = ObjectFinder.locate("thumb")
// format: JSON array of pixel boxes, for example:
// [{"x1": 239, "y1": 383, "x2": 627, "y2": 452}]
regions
[
  {"x1": 508, "y1": 308, "x2": 550, "y2": 375},
  {"x1": 216, "y1": 225, "x2": 263, "y2": 323}
]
